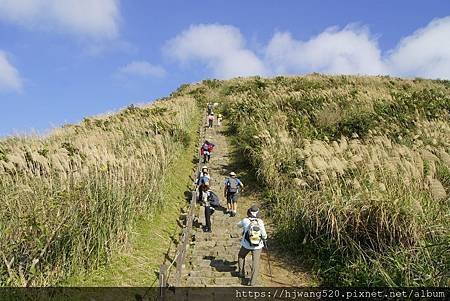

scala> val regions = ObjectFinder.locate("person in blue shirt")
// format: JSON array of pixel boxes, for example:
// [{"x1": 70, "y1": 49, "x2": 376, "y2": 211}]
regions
[
  {"x1": 194, "y1": 166, "x2": 210, "y2": 202},
  {"x1": 237, "y1": 205, "x2": 267, "y2": 286},
  {"x1": 223, "y1": 171, "x2": 244, "y2": 217}
]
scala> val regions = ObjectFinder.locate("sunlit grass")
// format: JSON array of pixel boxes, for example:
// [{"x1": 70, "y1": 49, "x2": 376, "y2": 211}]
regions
[{"x1": 0, "y1": 96, "x2": 200, "y2": 286}]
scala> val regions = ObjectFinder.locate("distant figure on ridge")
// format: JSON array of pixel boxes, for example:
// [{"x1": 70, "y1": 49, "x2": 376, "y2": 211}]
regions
[
  {"x1": 200, "y1": 140, "x2": 215, "y2": 163},
  {"x1": 237, "y1": 205, "x2": 267, "y2": 286},
  {"x1": 224, "y1": 171, "x2": 244, "y2": 217}
]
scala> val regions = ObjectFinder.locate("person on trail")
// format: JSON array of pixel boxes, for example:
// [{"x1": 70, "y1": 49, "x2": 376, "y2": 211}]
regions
[
  {"x1": 207, "y1": 103, "x2": 214, "y2": 115},
  {"x1": 195, "y1": 166, "x2": 210, "y2": 202},
  {"x1": 237, "y1": 205, "x2": 267, "y2": 286},
  {"x1": 224, "y1": 172, "x2": 244, "y2": 217},
  {"x1": 207, "y1": 113, "x2": 214, "y2": 128},
  {"x1": 200, "y1": 140, "x2": 215, "y2": 163},
  {"x1": 201, "y1": 182, "x2": 221, "y2": 233},
  {"x1": 217, "y1": 114, "x2": 223, "y2": 127}
]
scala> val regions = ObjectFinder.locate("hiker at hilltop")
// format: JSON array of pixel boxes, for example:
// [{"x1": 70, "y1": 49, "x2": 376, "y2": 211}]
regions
[
  {"x1": 207, "y1": 113, "x2": 214, "y2": 128},
  {"x1": 201, "y1": 182, "x2": 221, "y2": 232},
  {"x1": 237, "y1": 205, "x2": 267, "y2": 286},
  {"x1": 217, "y1": 114, "x2": 223, "y2": 127},
  {"x1": 200, "y1": 140, "x2": 215, "y2": 163},
  {"x1": 224, "y1": 171, "x2": 244, "y2": 217},
  {"x1": 195, "y1": 166, "x2": 210, "y2": 202},
  {"x1": 207, "y1": 103, "x2": 214, "y2": 115}
]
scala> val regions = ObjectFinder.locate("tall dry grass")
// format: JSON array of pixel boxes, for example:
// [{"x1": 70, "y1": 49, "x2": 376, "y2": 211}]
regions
[
  {"x1": 0, "y1": 96, "x2": 200, "y2": 286},
  {"x1": 201, "y1": 75, "x2": 449, "y2": 285}
]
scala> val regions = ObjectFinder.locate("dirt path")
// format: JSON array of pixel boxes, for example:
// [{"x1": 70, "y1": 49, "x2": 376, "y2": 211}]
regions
[{"x1": 180, "y1": 119, "x2": 315, "y2": 287}]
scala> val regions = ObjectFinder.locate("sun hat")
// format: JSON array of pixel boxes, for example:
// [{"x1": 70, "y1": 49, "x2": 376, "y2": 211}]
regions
[{"x1": 229, "y1": 171, "x2": 236, "y2": 176}]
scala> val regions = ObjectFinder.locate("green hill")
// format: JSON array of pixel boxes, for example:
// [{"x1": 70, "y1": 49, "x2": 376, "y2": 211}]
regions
[
  {"x1": 1, "y1": 74, "x2": 449, "y2": 287},
  {"x1": 183, "y1": 74, "x2": 450, "y2": 286}
]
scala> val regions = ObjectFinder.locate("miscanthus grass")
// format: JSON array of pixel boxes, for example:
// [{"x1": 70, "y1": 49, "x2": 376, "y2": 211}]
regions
[
  {"x1": 0, "y1": 96, "x2": 199, "y2": 286},
  {"x1": 196, "y1": 74, "x2": 450, "y2": 286}
]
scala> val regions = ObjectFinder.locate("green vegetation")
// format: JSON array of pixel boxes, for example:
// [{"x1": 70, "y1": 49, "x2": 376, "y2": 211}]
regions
[
  {"x1": 0, "y1": 96, "x2": 201, "y2": 286},
  {"x1": 1, "y1": 74, "x2": 449, "y2": 287},
  {"x1": 201, "y1": 75, "x2": 450, "y2": 286},
  {"x1": 66, "y1": 112, "x2": 200, "y2": 286}
]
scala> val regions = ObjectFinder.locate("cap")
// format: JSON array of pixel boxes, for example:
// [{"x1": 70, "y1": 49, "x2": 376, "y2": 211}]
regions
[
  {"x1": 249, "y1": 205, "x2": 259, "y2": 212},
  {"x1": 247, "y1": 205, "x2": 259, "y2": 217},
  {"x1": 229, "y1": 172, "x2": 236, "y2": 176},
  {"x1": 202, "y1": 166, "x2": 208, "y2": 170}
]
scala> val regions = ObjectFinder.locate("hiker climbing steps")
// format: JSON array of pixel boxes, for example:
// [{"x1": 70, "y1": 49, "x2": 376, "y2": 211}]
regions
[
  {"x1": 164, "y1": 106, "x2": 255, "y2": 287},
  {"x1": 181, "y1": 110, "x2": 253, "y2": 286}
]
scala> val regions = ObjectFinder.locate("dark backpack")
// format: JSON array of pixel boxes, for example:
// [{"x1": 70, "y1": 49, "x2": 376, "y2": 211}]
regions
[
  {"x1": 208, "y1": 191, "x2": 220, "y2": 208},
  {"x1": 227, "y1": 178, "x2": 238, "y2": 194}
]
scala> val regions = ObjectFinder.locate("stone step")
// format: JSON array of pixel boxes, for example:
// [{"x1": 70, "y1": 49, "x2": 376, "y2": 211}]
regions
[
  {"x1": 190, "y1": 251, "x2": 237, "y2": 259},
  {"x1": 185, "y1": 276, "x2": 242, "y2": 287},
  {"x1": 185, "y1": 276, "x2": 213, "y2": 286},
  {"x1": 187, "y1": 269, "x2": 237, "y2": 278}
]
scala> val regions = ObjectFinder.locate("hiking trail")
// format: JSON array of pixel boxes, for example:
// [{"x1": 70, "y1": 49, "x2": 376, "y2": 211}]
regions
[{"x1": 168, "y1": 118, "x2": 315, "y2": 287}]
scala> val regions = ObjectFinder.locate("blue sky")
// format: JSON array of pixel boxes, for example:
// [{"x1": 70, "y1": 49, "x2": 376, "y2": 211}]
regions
[{"x1": 0, "y1": 0, "x2": 449, "y2": 136}]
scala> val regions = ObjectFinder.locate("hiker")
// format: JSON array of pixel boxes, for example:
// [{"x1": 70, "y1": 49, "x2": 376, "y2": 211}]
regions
[
  {"x1": 201, "y1": 182, "x2": 213, "y2": 232},
  {"x1": 217, "y1": 114, "x2": 223, "y2": 127},
  {"x1": 201, "y1": 182, "x2": 221, "y2": 232},
  {"x1": 237, "y1": 205, "x2": 267, "y2": 286},
  {"x1": 224, "y1": 171, "x2": 244, "y2": 217},
  {"x1": 207, "y1": 103, "x2": 214, "y2": 115},
  {"x1": 200, "y1": 140, "x2": 215, "y2": 163},
  {"x1": 207, "y1": 113, "x2": 214, "y2": 128},
  {"x1": 194, "y1": 166, "x2": 210, "y2": 202}
]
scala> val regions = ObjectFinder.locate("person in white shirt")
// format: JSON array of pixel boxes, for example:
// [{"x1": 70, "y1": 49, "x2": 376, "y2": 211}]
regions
[{"x1": 236, "y1": 205, "x2": 268, "y2": 286}]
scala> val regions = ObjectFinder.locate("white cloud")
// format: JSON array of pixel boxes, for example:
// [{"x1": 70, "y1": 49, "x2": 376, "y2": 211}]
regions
[
  {"x1": 265, "y1": 25, "x2": 387, "y2": 75},
  {"x1": 0, "y1": 0, "x2": 120, "y2": 38},
  {"x1": 165, "y1": 17, "x2": 450, "y2": 80},
  {"x1": 118, "y1": 61, "x2": 166, "y2": 78},
  {"x1": 164, "y1": 24, "x2": 267, "y2": 79},
  {"x1": 0, "y1": 51, "x2": 23, "y2": 92},
  {"x1": 387, "y1": 16, "x2": 450, "y2": 79}
]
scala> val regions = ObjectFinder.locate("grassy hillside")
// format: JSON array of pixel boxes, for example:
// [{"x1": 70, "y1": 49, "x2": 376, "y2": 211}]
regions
[
  {"x1": 186, "y1": 75, "x2": 450, "y2": 286},
  {"x1": 0, "y1": 96, "x2": 201, "y2": 286}
]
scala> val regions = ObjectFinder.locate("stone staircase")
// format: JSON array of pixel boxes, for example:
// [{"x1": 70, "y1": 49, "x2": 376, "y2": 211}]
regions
[
  {"x1": 181, "y1": 207, "x2": 248, "y2": 286},
  {"x1": 178, "y1": 122, "x2": 254, "y2": 287}
]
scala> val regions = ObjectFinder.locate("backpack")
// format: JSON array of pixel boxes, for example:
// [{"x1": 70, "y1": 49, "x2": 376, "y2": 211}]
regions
[
  {"x1": 208, "y1": 191, "x2": 220, "y2": 208},
  {"x1": 244, "y1": 218, "x2": 262, "y2": 246},
  {"x1": 202, "y1": 144, "x2": 209, "y2": 151},
  {"x1": 198, "y1": 175, "x2": 209, "y2": 185},
  {"x1": 227, "y1": 178, "x2": 238, "y2": 194}
]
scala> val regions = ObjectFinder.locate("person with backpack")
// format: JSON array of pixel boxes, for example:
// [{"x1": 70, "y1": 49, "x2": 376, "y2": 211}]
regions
[
  {"x1": 194, "y1": 166, "x2": 210, "y2": 202},
  {"x1": 224, "y1": 172, "x2": 244, "y2": 217},
  {"x1": 200, "y1": 140, "x2": 215, "y2": 163},
  {"x1": 201, "y1": 182, "x2": 213, "y2": 232},
  {"x1": 201, "y1": 182, "x2": 221, "y2": 233},
  {"x1": 207, "y1": 113, "x2": 214, "y2": 128},
  {"x1": 237, "y1": 205, "x2": 267, "y2": 286}
]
